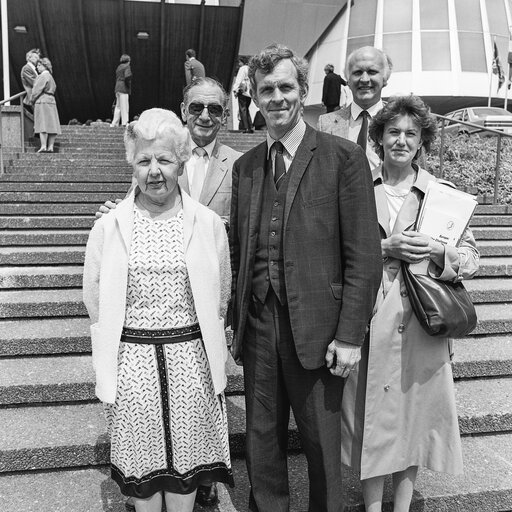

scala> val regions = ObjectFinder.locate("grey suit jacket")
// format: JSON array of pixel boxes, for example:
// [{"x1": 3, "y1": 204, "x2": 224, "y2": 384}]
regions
[
  {"x1": 21, "y1": 63, "x2": 38, "y2": 105},
  {"x1": 317, "y1": 105, "x2": 381, "y2": 169},
  {"x1": 179, "y1": 139, "x2": 241, "y2": 223}
]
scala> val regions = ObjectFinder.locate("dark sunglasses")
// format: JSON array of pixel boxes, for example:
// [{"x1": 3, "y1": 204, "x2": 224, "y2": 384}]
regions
[{"x1": 188, "y1": 102, "x2": 224, "y2": 117}]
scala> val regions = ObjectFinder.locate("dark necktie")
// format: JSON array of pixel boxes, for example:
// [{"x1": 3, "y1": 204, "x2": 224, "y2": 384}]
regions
[
  {"x1": 272, "y1": 141, "x2": 286, "y2": 190},
  {"x1": 357, "y1": 110, "x2": 369, "y2": 151}
]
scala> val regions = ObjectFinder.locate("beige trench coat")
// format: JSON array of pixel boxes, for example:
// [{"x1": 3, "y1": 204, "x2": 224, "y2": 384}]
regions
[{"x1": 340, "y1": 165, "x2": 479, "y2": 480}]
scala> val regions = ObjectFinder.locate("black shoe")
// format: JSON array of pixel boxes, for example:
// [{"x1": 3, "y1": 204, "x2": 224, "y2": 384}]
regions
[
  {"x1": 125, "y1": 497, "x2": 135, "y2": 512},
  {"x1": 195, "y1": 483, "x2": 219, "y2": 507}
]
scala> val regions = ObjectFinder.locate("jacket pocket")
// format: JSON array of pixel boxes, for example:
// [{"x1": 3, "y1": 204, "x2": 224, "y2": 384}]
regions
[
  {"x1": 303, "y1": 192, "x2": 337, "y2": 208},
  {"x1": 330, "y1": 282, "x2": 343, "y2": 300}
]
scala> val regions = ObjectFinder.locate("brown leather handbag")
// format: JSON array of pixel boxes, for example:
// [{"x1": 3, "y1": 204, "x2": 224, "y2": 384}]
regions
[{"x1": 402, "y1": 262, "x2": 477, "y2": 338}]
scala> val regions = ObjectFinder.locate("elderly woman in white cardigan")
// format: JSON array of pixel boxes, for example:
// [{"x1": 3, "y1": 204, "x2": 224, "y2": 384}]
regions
[{"x1": 83, "y1": 108, "x2": 233, "y2": 512}]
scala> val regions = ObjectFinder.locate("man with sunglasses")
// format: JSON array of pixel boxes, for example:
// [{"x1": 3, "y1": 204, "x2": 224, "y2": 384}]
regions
[{"x1": 178, "y1": 77, "x2": 241, "y2": 227}]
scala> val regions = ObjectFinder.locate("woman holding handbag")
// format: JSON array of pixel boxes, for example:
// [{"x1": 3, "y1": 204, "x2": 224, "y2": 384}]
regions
[{"x1": 340, "y1": 95, "x2": 479, "y2": 512}]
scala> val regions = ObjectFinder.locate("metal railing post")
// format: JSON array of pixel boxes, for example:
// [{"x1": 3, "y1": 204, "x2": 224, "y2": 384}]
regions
[
  {"x1": 0, "y1": 106, "x2": 4, "y2": 176},
  {"x1": 20, "y1": 97, "x2": 25, "y2": 154},
  {"x1": 493, "y1": 134, "x2": 502, "y2": 204},
  {"x1": 439, "y1": 119, "x2": 445, "y2": 179}
]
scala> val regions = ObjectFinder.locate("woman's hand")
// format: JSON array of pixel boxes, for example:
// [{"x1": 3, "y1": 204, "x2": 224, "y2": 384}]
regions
[{"x1": 382, "y1": 230, "x2": 438, "y2": 263}]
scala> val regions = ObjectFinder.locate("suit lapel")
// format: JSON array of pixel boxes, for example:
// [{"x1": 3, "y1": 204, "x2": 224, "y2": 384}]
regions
[
  {"x1": 247, "y1": 144, "x2": 267, "y2": 242},
  {"x1": 199, "y1": 141, "x2": 227, "y2": 207},
  {"x1": 178, "y1": 167, "x2": 190, "y2": 195},
  {"x1": 283, "y1": 126, "x2": 314, "y2": 229}
]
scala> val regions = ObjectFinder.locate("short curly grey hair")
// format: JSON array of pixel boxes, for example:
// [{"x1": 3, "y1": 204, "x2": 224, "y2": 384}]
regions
[
  {"x1": 124, "y1": 108, "x2": 191, "y2": 165},
  {"x1": 248, "y1": 44, "x2": 309, "y2": 98}
]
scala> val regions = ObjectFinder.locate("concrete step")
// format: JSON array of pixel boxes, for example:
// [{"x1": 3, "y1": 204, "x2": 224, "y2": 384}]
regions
[
  {"x1": 0, "y1": 230, "x2": 89, "y2": 246},
  {"x1": 471, "y1": 214, "x2": 512, "y2": 226},
  {"x1": 7, "y1": 158, "x2": 128, "y2": 167},
  {"x1": 452, "y1": 335, "x2": 512, "y2": 378},
  {"x1": 476, "y1": 240, "x2": 512, "y2": 256},
  {"x1": 0, "y1": 288, "x2": 86, "y2": 319},
  {"x1": 0, "y1": 433, "x2": 511, "y2": 512},
  {"x1": 0, "y1": 317, "x2": 91, "y2": 356},
  {"x1": 475, "y1": 204, "x2": 512, "y2": 215},
  {"x1": 0, "y1": 355, "x2": 243, "y2": 406},
  {"x1": 0, "y1": 173, "x2": 131, "y2": 183},
  {"x1": 464, "y1": 277, "x2": 512, "y2": 303},
  {"x1": 0, "y1": 246, "x2": 84, "y2": 265},
  {"x1": 0, "y1": 182, "x2": 130, "y2": 193},
  {"x1": 0, "y1": 204, "x2": 104, "y2": 215},
  {"x1": 4, "y1": 165, "x2": 131, "y2": 174},
  {"x1": 472, "y1": 226, "x2": 512, "y2": 239},
  {"x1": 475, "y1": 256, "x2": 512, "y2": 277},
  {"x1": 472, "y1": 303, "x2": 512, "y2": 336},
  {"x1": 0, "y1": 378, "x2": 510, "y2": 473},
  {"x1": 0, "y1": 192, "x2": 120, "y2": 203},
  {"x1": 0, "y1": 266, "x2": 83, "y2": 289},
  {"x1": 0, "y1": 216, "x2": 94, "y2": 229},
  {"x1": 0, "y1": 336, "x2": 509, "y2": 406},
  {"x1": 226, "y1": 435, "x2": 512, "y2": 512}
]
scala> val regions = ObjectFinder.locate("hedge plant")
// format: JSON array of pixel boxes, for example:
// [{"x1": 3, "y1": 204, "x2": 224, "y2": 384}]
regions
[{"x1": 424, "y1": 133, "x2": 512, "y2": 204}]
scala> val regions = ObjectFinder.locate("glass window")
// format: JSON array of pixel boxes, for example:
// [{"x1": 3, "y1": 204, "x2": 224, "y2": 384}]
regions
[
  {"x1": 383, "y1": 33, "x2": 412, "y2": 72},
  {"x1": 420, "y1": 0, "x2": 449, "y2": 29},
  {"x1": 455, "y1": 0, "x2": 483, "y2": 32},
  {"x1": 487, "y1": 0, "x2": 509, "y2": 36},
  {"x1": 383, "y1": 0, "x2": 412, "y2": 32},
  {"x1": 421, "y1": 32, "x2": 451, "y2": 70},
  {"x1": 348, "y1": 0, "x2": 377, "y2": 37},
  {"x1": 458, "y1": 32, "x2": 487, "y2": 71},
  {"x1": 346, "y1": 35, "x2": 376, "y2": 57}
]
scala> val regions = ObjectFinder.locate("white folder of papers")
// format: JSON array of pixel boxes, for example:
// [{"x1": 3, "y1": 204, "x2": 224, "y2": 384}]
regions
[{"x1": 416, "y1": 181, "x2": 477, "y2": 248}]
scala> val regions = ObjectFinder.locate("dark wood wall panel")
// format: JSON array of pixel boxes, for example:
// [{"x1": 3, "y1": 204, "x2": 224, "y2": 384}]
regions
[{"x1": 1, "y1": 0, "x2": 242, "y2": 123}]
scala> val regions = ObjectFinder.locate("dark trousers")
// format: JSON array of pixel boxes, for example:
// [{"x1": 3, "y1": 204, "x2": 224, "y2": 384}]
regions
[
  {"x1": 325, "y1": 105, "x2": 337, "y2": 113},
  {"x1": 243, "y1": 290, "x2": 344, "y2": 512},
  {"x1": 238, "y1": 94, "x2": 253, "y2": 131}
]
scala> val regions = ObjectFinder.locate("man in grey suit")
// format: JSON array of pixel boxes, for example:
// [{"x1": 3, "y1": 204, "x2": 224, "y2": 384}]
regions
[
  {"x1": 317, "y1": 46, "x2": 392, "y2": 169},
  {"x1": 179, "y1": 77, "x2": 241, "y2": 225},
  {"x1": 20, "y1": 49, "x2": 40, "y2": 111},
  {"x1": 184, "y1": 48, "x2": 206, "y2": 86}
]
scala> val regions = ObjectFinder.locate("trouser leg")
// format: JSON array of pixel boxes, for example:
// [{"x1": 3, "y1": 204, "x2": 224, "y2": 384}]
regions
[
  {"x1": 238, "y1": 95, "x2": 252, "y2": 131},
  {"x1": 277, "y1": 302, "x2": 344, "y2": 512},
  {"x1": 111, "y1": 93, "x2": 121, "y2": 126},
  {"x1": 243, "y1": 293, "x2": 291, "y2": 512},
  {"x1": 119, "y1": 93, "x2": 129, "y2": 125}
]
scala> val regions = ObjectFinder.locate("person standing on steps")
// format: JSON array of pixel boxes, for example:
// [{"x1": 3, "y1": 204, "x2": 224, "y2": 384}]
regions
[
  {"x1": 233, "y1": 56, "x2": 253, "y2": 133},
  {"x1": 322, "y1": 63, "x2": 346, "y2": 113},
  {"x1": 111, "y1": 54, "x2": 132, "y2": 127},
  {"x1": 95, "y1": 77, "x2": 241, "y2": 510},
  {"x1": 21, "y1": 49, "x2": 40, "y2": 113},
  {"x1": 84, "y1": 108, "x2": 233, "y2": 512},
  {"x1": 31, "y1": 57, "x2": 61, "y2": 153},
  {"x1": 184, "y1": 49, "x2": 206, "y2": 86},
  {"x1": 229, "y1": 43, "x2": 382, "y2": 512},
  {"x1": 317, "y1": 46, "x2": 392, "y2": 170}
]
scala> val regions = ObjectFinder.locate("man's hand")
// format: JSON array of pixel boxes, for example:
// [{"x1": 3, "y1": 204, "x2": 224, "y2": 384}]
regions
[
  {"x1": 325, "y1": 339, "x2": 361, "y2": 378},
  {"x1": 95, "y1": 198, "x2": 122, "y2": 219}
]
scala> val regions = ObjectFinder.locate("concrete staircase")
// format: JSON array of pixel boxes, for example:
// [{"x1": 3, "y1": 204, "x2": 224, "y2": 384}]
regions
[{"x1": 0, "y1": 125, "x2": 511, "y2": 512}]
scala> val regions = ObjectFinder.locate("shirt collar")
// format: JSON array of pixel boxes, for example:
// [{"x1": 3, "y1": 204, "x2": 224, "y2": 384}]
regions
[
  {"x1": 266, "y1": 118, "x2": 306, "y2": 158},
  {"x1": 351, "y1": 99, "x2": 383, "y2": 121},
  {"x1": 191, "y1": 138, "x2": 216, "y2": 159}
]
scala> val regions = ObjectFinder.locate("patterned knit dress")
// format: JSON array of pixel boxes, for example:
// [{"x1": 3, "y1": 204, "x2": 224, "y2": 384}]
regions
[{"x1": 105, "y1": 207, "x2": 233, "y2": 497}]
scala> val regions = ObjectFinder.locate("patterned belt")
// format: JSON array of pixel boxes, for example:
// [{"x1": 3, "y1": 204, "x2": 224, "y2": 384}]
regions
[{"x1": 120, "y1": 324, "x2": 201, "y2": 345}]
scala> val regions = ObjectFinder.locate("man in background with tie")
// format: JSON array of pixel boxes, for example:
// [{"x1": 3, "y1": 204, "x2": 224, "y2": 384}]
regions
[
  {"x1": 230, "y1": 43, "x2": 382, "y2": 512},
  {"x1": 179, "y1": 77, "x2": 241, "y2": 227},
  {"x1": 317, "y1": 46, "x2": 392, "y2": 169}
]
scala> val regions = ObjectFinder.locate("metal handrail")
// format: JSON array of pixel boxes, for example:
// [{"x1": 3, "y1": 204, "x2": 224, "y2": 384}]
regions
[
  {"x1": 432, "y1": 112, "x2": 512, "y2": 204},
  {"x1": 0, "y1": 91, "x2": 27, "y2": 176}
]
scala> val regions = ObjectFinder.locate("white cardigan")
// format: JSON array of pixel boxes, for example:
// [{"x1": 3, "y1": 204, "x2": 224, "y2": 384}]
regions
[{"x1": 82, "y1": 188, "x2": 231, "y2": 403}]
